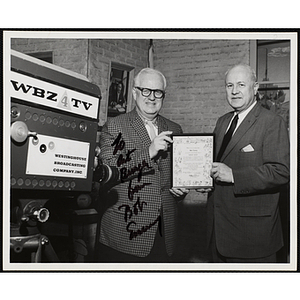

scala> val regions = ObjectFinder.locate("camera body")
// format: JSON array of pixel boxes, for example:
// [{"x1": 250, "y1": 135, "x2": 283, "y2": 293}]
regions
[{"x1": 10, "y1": 50, "x2": 101, "y2": 193}]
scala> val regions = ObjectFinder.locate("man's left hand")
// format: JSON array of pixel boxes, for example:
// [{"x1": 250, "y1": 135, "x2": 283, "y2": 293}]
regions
[
  {"x1": 169, "y1": 187, "x2": 189, "y2": 198},
  {"x1": 210, "y1": 162, "x2": 234, "y2": 183}
]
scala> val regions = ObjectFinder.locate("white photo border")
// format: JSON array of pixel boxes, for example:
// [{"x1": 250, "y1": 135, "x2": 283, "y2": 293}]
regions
[{"x1": 2, "y1": 29, "x2": 298, "y2": 272}]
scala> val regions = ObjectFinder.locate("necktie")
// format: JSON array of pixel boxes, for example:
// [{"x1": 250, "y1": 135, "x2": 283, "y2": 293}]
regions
[
  {"x1": 145, "y1": 119, "x2": 157, "y2": 141},
  {"x1": 216, "y1": 114, "x2": 238, "y2": 161}
]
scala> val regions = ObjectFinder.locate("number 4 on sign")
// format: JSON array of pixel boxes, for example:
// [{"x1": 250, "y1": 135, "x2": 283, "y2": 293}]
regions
[{"x1": 58, "y1": 92, "x2": 72, "y2": 110}]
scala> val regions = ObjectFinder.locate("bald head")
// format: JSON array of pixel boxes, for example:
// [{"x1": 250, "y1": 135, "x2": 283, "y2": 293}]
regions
[{"x1": 225, "y1": 64, "x2": 257, "y2": 84}]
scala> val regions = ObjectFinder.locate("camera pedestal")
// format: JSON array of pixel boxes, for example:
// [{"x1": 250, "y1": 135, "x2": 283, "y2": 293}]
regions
[{"x1": 10, "y1": 231, "x2": 59, "y2": 263}]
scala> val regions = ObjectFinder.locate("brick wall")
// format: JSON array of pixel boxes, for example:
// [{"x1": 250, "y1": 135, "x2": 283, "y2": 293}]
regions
[
  {"x1": 11, "y1": 38, "x2": 89, "y2": 76},
  {"x1": 11, "y1": 38, "x2": 149, "y2": 126},
  {"x1": 153, "y1": 39, "x2": 250, "y2": 133},
  {"x1": 87, "y1": 39, "x2": 149, "y2": 124}
]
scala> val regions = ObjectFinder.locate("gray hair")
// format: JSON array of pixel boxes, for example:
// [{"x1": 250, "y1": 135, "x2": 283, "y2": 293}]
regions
[{"x1": 134, "y1": 68, "x2": 167, "y2": 89}]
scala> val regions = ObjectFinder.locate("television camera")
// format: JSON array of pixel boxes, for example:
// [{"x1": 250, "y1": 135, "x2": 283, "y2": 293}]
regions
[{"x1": 9, "y1": 50, "x2": 118, "y2": 263}]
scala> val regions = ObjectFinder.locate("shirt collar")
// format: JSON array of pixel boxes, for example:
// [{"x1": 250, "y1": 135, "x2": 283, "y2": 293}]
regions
[
  {"x1": 235, "y1": 101, "x2": 257, "y2": 119},
  {"x1": 136, "y1": 109, "x2": 158, "y2": 127}
]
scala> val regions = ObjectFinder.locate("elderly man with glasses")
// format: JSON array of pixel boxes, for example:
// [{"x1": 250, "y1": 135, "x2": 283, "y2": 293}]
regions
[{"x1": 97, "y1": 68, "x2": 189, "y2": 262}]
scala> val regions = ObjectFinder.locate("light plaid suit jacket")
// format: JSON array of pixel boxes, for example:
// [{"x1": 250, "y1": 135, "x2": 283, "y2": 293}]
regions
[{"x1": 99, "y1": 109, "x2": 183, "y2": 257}]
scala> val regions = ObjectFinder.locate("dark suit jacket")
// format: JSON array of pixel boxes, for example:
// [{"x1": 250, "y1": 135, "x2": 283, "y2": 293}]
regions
[
  {"x1": 207, "y1": 102, "x2": 290, "y2": 258},
  {"x1": 99, "y1": 109, "x2": 183, "y2": 257}
]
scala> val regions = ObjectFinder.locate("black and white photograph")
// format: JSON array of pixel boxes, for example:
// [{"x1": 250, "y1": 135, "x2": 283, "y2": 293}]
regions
[{"x1": 2, "y1": 30, "x2": 297, "y2": 274}]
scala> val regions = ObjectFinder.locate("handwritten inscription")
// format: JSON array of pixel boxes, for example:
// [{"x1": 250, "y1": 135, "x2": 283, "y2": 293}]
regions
[
  {"x1": 118, "y1": 196, "x2": 147, "y2": 223},
  {"x1": 111, "y1": 132, "x2": 161, "y2": 240},
  {"x1": 111, "y1": 132, "x2": 125, "y2": 155},
  {"x1": 126, "y1": 215, "x2": 162, "y2": 240},
  {"x1": 111, "y1": 132, "x2": 151, "y2": 182},
  {"x1": 120, "y1": 160, "x2": 151, "y2": 182},
  {"x1": 128, "y1": 180, "x2": 151, "y2": 201},
  {"x1": 117, "y1": 149, "x2": 136, "y2": 167}
]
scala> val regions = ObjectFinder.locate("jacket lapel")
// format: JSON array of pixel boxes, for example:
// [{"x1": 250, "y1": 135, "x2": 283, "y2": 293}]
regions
[
  {"x1": 221, "y1": 103, "x2": 261, "y2": 160},
  {"x1": 157, "y1": 114, "x2": 168, "y2": 134},
  {"x1": 128, "y1": 109, "x2": 152, "y2": 147},
  {"x1": 156, "y1": 115, "x2": 170, "y2": 164}
]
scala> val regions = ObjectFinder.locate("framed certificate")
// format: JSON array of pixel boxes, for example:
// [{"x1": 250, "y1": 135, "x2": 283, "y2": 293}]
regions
[{"x1": 171, "y1": 134, "x2": 214, "y2": 189}]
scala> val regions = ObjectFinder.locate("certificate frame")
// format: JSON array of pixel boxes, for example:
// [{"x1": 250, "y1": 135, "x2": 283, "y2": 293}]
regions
[{"x1": 171, "y1": 133, "x2": 215, "y2": 189}]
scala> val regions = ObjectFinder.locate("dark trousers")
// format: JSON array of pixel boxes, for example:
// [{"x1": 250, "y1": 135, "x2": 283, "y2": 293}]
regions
[
  {"x1": 210, "y1": 229, "x2": 277, "y2": 263},
  {"x1": 96, "y1": 227, "x2": 171, "y2": 263}
]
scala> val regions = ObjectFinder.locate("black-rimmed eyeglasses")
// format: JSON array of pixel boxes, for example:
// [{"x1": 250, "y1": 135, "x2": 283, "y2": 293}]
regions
[{"x1": 135, "y1": 87, "x2": 165, "y2": 99}]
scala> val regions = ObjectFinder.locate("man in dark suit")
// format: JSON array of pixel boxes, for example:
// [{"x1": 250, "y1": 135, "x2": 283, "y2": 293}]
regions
[
  {"x1": 207, "y1": 64, "x2": 290, "y2": 263},
  {"x1": 97, "y1": 68, "x2": 188, "y2": 262}
]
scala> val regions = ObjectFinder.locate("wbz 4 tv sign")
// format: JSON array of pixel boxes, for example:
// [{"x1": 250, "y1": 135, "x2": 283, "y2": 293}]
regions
[{"x1": 10, "y1": 50, "x2": 101, "y2": 192}]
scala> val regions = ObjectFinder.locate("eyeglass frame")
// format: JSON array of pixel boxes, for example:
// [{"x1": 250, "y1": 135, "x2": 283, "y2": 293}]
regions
[{"x1": 134, "y1": 86, "x2": 166, "y2": 99}]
